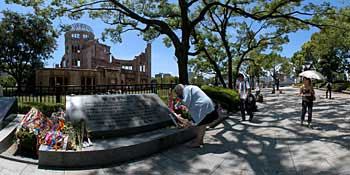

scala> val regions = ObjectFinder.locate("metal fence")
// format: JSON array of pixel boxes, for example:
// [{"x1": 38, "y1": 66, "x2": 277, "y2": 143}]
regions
[{"x1": 2, "y1": 84, "x2": 176, "y2": 104}]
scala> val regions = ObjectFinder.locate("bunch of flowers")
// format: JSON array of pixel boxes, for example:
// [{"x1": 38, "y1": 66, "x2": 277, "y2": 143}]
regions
[
  {"x1": 173, "y1": 99, "x2": 191, "y2": 120},
  {"x1": 40, "y1": 110, "x2": 66, "y2": 150},
  {"x1": 16, "y1": 108, "x2": 51, "y2": 153},
  {"x1": 16, "y1": 108, "x2": 88, "y2": 153},
  {"x1": 167, "y1": 89, "x2": 191, "y2": 121}
]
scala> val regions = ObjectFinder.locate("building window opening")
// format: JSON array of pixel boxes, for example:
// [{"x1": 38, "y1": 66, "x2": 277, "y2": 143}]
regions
[
  {"x1": 139, "y1": 65, "x2": 146, "y2": 72},
  {"x1": 71, "y1": 33, "x2": 80, "y2": 39},
  {"x1": 122, "y1": 65, "x2": 133, "y2": 70},
  {"x1": 77, "y1": 60, "x2": 80, "y2": 67}
]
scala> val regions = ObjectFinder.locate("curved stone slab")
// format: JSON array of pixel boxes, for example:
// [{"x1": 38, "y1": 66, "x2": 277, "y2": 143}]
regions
[
  {"x1": 38, "y1": 127, "x2": 198, "y2": 168},
  {"x1": 0, "y1": 114, "x2": 20, "y2": 153}
]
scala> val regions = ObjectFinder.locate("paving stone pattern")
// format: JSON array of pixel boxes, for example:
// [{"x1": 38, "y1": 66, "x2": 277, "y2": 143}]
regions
[{"x1": 0, "y1": 87, "x2": 349, "y2": 175}]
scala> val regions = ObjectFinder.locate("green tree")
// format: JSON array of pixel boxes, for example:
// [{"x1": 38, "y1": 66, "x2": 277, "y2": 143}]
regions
[
  {"x1": 0, "y1": 10, "x2": 57, "y2": 90},
  {"x1": 291, "y1": 50, "x2": 305, "y2": 80},
  {"x1": 291, "y1": 7, "x2": 350, "y2": 81},
  {"x1": 190, "y1": 1, "x2": 333, "y2": 89},
  {"x1": 247, "y1": 52, "x2": 266, "y2": 88},
  {"x1": 261, "y1": 52, "x2": 291, "y2": 93},
  {"x1": 7, "y1": 0, "x2": 336, "y2": 85},
  {"x1": 189, "y1": 29, "x2": 228, "y2": 87}
]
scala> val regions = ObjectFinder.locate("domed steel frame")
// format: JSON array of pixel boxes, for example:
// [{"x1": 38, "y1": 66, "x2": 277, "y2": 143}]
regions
[{"x1": 69, "y1": 23, "x2": 93, "y2": 33}]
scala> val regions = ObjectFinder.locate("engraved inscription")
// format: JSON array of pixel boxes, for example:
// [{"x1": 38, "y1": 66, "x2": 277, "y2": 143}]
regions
[{"x1": 66, "y1": 94, "x2": 172, "y2": 134}]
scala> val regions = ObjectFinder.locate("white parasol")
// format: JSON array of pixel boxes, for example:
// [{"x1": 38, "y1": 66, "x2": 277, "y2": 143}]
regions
[{"x1": 299, "y1": 70, "x2": 325, "y2": 80}]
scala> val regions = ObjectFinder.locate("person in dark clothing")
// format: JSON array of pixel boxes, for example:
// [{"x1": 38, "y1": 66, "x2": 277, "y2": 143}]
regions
[
  {"x1": 326, "y1": 81, "x2": 332, "y2": 99},
  {"x1": 299, "y1": 77, "x2": 315, "y2": 128},
  {"x1": 237, "y1": 73, "x2": 254, "y2": 122}
]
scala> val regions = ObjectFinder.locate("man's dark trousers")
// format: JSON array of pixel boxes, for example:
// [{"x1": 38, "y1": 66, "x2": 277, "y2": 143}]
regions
[{"x1": 240, "y1": 98, "x2": 253, "y2": 121}]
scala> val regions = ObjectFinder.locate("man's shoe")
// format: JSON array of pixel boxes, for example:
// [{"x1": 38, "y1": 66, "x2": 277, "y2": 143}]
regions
[{"x1": 301, "y1": 120, "x2": 304, "y2": 126}]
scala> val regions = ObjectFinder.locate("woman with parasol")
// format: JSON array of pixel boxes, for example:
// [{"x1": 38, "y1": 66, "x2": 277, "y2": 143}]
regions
[{"x1": 298, "y1": 70, "x2": 325, "y2": 128}]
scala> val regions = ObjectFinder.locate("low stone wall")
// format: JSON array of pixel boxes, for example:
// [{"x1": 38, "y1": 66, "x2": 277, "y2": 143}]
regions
[
  {"x1": 38, "y1": 127, "x2": 198, "y2": 168},
  {"x1": 0, "y1": 115, "x2": 20, "y2": 153}
]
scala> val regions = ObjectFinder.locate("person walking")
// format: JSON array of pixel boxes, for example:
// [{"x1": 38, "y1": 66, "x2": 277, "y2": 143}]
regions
[
  {"x1": 299, "y1": 77, "x2": 315, "y2": 128},
  {"x1": 174, "y1": 84, "x2": 218, "y2": 148},
  {"x1": 326, "y1": 81, "x2": 332, "y2": 99},
  {"x1": 237, "y1": 73, "x2": 254, "y2": 122}
]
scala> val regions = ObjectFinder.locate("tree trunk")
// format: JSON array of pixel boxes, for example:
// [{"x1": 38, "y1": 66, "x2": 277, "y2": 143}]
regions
[
  {"x1": 202, "y1": 47, "x2": 226, "y2": 88},
  {"x1": 233, "y1": 60, "x2": 244, "y2": 89},
  {"x1": 220, "y1": 32, "x2": 233, "y2": 89},
  {"x1": 15, "y1": 77, "x2": 23, "y2": 93},
  {"x1": 175, "y1": 49, "x2": 189, "y2": 85},
  {"x1": 251, "y1": 76, "x2": 255, "y2": 89},
  {"x1": 228, "y1": 56, "x2": 233, "y2": 89}
]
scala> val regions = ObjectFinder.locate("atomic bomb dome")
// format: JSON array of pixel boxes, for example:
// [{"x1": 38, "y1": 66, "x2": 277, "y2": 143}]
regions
[{"x1": 36, "y1": 23, "x2": 152, "y2": 86}]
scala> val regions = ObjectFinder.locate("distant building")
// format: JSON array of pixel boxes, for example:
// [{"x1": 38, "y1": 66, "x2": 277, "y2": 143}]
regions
[
  {"x1": 155, "y1": 73, "x2": 163, "y2": 78},
  {"x1": 155, "y1": 73, "x2": 172, "y2": 78},
  {"x1": 36, "y1": 23, "x2": 151, "y2": 86}
]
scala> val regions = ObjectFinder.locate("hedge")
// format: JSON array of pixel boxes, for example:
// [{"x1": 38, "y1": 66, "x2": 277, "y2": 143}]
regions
[
  {"x1": 18, "y1": 102, "x2": 65, "y2": 117},
  {"x1": 201, "y1": 85, "x2": 239, "y2": 112},
  {"x1": 331, "y1": 82, "x2": 350, "y2": 92}
]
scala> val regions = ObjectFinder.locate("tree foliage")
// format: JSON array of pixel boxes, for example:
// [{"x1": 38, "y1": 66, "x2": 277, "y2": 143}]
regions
[
  {"x1": 189, "y1": 0, "x2": 334, "y2": 88},
  {"x1": 0, "y1": 10, "x2": 57, "y2": 88},
  {"x1": 291, "y1": 7, "x2": 350, "y2": 81},
  {"x1": 7, "y1": 0, "x2": 345, "y2": 86},
  {"x1": 260, "y1": 52, "x2": 291, "y2": 91}
]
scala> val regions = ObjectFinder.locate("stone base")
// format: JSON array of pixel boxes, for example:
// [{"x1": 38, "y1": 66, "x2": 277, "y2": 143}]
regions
[
  {"x1": 0, "y1": 114, "x2": 21, "y2": 153},
  {"x1": 38, "y1": 127, "x2": 198, "y2": 168}
]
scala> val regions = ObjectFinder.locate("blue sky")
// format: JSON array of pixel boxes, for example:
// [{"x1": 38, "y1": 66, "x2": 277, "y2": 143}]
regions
[{"x1": 1, "y1": 0, "x2": 349, "y2": 77}]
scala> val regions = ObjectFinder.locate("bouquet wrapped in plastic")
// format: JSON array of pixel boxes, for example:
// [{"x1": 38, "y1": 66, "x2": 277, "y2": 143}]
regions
[
  {"x1": 168, "y1": 89, "x2": 193, "y2": 127},
  {"x1": 16, "y1": 108, "x2": 50, "y2": 153}
]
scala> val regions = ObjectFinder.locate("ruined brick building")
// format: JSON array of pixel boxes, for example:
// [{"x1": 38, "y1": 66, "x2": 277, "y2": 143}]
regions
[{"x1": 36, "y1": 23, "x2": 151, "y2": 86}]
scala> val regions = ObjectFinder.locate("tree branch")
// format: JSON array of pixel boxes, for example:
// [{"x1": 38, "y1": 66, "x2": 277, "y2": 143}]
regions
[{"x1": 188, "y1": 0, "x2": 199, "y2": 7}]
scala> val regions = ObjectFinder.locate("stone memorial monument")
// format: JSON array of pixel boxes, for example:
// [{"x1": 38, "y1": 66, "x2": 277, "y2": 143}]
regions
[
  {"x1": 0, "y1": 97, "x2": 17, "y2": 121},
  {"x1": 66, "y1": 94, "x2": 175, "y2": 137}
]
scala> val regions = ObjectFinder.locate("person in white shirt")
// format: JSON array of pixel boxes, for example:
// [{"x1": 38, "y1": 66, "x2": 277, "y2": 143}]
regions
[
  {"x1": 237, "y1": 73, "x2": 254, "y2": 122},
  {"x1": 174, "y1": 84, "x2": 218, "y2": 148}
]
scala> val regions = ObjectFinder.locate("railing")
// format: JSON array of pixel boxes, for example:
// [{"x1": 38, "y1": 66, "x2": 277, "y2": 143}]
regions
[{"x1": 2, "y1": 84, "x2": 176, "y2": 104}]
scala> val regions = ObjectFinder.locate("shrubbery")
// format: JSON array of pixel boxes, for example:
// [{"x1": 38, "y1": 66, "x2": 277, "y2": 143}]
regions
[
  {"x1": 346, "y1": 87, "x2": 350, "y2": 91},
  {"x1": 18, "y1": 102, "x2": 64, "y2": 116},
  {"x1": 0, "y1": 75, "x2": 16, "y2": 86},
  {"x1": 331, "y1": 82, "x2": 350, "y2": 92},
  {"x1": 201, "y1": 85, "x2": 239, "y2": 112}
]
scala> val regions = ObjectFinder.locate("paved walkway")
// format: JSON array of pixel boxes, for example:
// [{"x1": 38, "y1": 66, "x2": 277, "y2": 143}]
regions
[{"x1": 0, "y1": 87, "x2": 349, "y2": 175}]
